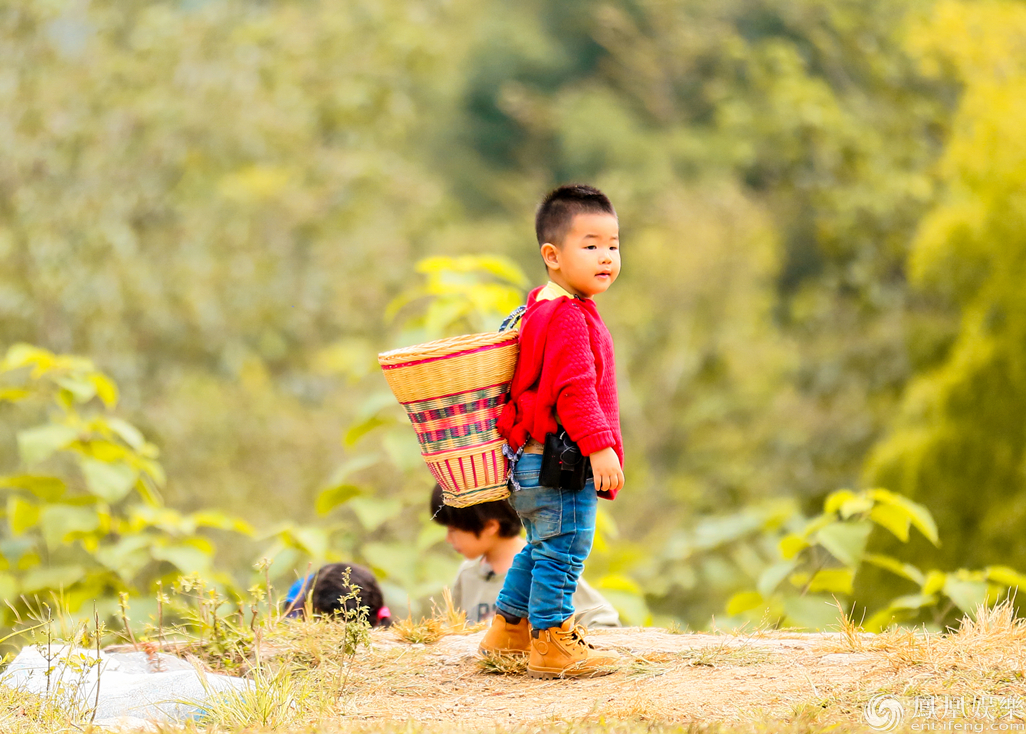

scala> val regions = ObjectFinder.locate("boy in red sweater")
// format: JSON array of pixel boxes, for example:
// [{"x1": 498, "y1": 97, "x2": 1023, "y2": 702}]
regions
[{"x1": 481, "y1": 184, "x2": 624, "y2": 678}]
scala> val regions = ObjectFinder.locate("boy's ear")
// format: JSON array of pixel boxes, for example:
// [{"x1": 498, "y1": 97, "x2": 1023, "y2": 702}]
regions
[
  {"x1": 482, "y1": 518, "x2": 501, "y2": 537},
  {"x1": 540, "y1": 242, "x2": 561, "y2": 271}
]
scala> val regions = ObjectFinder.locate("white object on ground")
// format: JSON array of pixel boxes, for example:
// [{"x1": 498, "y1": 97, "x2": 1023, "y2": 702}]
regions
[{"x1": 0, "y1": 644, "x2": 252, "y2": 728}]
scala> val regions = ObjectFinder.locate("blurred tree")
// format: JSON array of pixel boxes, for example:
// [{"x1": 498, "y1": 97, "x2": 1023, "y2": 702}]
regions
[
  {"x1": 865, "y1": 0, "x2": 1026, "y2": 569},
  {"x1": 0, "y1": 0, "x2": 472, "y2": 522}
]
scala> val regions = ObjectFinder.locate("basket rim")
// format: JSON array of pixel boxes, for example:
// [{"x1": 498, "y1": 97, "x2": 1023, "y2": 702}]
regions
[{"x1": 377, "y1": 329, "x2": 518, "y2": 366}]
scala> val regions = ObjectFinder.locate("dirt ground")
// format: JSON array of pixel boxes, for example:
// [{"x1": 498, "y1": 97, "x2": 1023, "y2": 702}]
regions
[{"x1": 340, "y1": 627, "x2": 891, "y2": 728}]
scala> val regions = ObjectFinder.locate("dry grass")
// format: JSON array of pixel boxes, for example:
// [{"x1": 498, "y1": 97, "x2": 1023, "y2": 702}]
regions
[
  {"x1": 879, "y1": 601, "x2": 1026, "y2": 686},
  {"x1": 390, "y1": 588, "x2": 485, "y2": 645},
  {"x1": 477, "y1": 652, "x2": 528, "y2": 675}
]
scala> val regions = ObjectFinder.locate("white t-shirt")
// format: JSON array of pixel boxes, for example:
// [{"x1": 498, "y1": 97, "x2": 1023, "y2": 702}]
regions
[{"x1": 450, "y1": 557, "x2": 621, "y2": 628}]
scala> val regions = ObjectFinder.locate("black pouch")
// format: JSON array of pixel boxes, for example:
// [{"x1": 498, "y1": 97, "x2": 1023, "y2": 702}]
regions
[{"x1": 539, "y1": 430, "x2": 593, "y2": 491}]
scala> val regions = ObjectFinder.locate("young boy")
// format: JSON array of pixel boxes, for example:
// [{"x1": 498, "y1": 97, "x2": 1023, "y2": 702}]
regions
[
  {"x1": 430, "y1": 484, "x2": 620, "y2": 628},
  {"x1": 484, "y1": 184, "x2": 625, "y2": 678}
]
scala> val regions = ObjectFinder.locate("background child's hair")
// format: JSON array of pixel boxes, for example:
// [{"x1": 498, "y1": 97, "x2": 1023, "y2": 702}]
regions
[
  {"x1": 535, "y1": 184, "x2": 616, "y2": 248},
  {"x1": 430, "y1": 483, "x2": 523, "y2": 538},
  {"x1": 283, "y1": 562, "x2": 391, "y2": 626}
]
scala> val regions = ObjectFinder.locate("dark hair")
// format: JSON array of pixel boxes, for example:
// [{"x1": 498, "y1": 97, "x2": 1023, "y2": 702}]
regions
[
  {"x1": 285, "y1": 562, "x2": 391, "y2": 626},
  {"x1": 535, "y1": 184, "x2": 616, "y2": 248},
  {"x1": 430, "y1": 484, "x2": 522, "y2": 538}
]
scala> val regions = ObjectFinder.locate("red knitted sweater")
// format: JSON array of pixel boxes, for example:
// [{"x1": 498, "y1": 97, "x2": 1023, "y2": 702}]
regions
[{"x1": 497, "y1": 286, "x2": 623, "y2": 500}]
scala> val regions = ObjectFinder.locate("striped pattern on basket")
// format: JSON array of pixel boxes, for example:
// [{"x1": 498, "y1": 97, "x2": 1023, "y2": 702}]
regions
[{"x1": 403, "y1": 385, "x2": 508, "y2": 455}]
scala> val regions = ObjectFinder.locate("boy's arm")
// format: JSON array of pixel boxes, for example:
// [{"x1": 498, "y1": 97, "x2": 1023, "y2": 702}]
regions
[{"x1": 549, "y1": 306, "x2": 624, "y2": 494}]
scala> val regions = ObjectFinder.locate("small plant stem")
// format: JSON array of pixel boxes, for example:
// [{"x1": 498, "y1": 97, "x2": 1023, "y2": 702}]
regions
[
  {"x1": 90, "y1": 604, "x2": 101, "y2": 725},
  {"x1": 119, "y1": 594, "x2": 138, "y2": 649}
]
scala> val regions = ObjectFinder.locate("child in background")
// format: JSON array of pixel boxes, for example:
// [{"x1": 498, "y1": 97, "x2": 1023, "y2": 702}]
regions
[
  {"x1": 430, "y1": 484, "x2": 620, "y2": 628},
  {"x1": 283, "y1": 562, "x2": 392, "y2": 627},
  {"x1": 485, "y1": 184, "x2": 625, "y2": 678}
]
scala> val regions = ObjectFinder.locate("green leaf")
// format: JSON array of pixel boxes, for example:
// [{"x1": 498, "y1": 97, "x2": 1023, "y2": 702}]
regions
[
  {"x1": 152, "y1": 541, "x2": 213, "y2": 574},
  {"x1": 90, "y1": 373, "x2": 119, "y2": 407},
  {"x1": 779, "y1": 534, "x2": 808, "y2": 560},
  {"x1": 17, "y1": 425, "x2": 78, "y2": 466},
  {"x1": 0, "y1": 388, "x2": 31, "y2": 403},
  {"x1": 726, "y1": 591, "x2": 765, "y2": 616},
  {"x1": 80, "y1": 458, "x2": 138, "y2": 503},
  {"x1": 888, "y1": 593, "x2": 940, "y2": 610},
  {"x1": 94, "y1": 535, "x2": 154, "y2": 580},
  {"x1": 782, "y1": 595, "x2": 843, "y2": 630},
  {"x1": 343, "y1": 416, "x2": 391, "y2": 446},
  {"x1": 326, "y1": 454, "x2": 381, "y2": 485},
  {"x1": 814, "y1": 521, "x2": 872, "y2": 568},
  {"x1": 189, "y1": 510, "x2": 254, "y2": 536},
  {"x1": 868, "y1": 504, "x2": 912, "y2": 542},
  {"x1": 39, "y1": 504, "x2": 102, "y2": 548},
  {"x1": 824, "y1": 489, "x2": 857, "y2": 516},
  {"x1": 799, "y1": 513, "x2": 836, "y2": 539},
  {"x1": 279, "y1": 526, "x2": 329, "y2": 560},
  {"x1": 20, "y1": 565, "x2": 84, "y2": 594},
  {"x1": 0, "y1": 475, "x2": 66, "y2": 501},
  {"x1": 868, "y1": 489, "x2": 939, "y2": 546},
  {"x1": 984, "y1": 566, "x2": 1026, "y2": 590},
  {"x1": 56, "y1": 376, "x2": 96, "y2": 403},
  {"x1": 923, "y1": 570, "x2": 947, "y2": 596},
  {"x1": 692, "y1": 512, "x2": 763, "y2": 550},
  {"x1": 105, "y1": 417, "x2": 144, "y2": 449},
  {"x1": 864, "y1": 554, "x2": 926, "y2": 585},
  {"x1": 315, "y1": 484, "x2": 363, "y2": 515},
  {"x1": 807, "y1": 568, "x2": 854, "y2": 595},
  {"x1": 839, "y1": 495, "x2": 874, "y2": 519},
  {"x1": 7, "y1": 496, "x2": 39, "y2": 536},
  {"x1": 757, "y1": 560, "x2": 797, "y2": 597},
  {"x1": 2, "y1": 343, "x2": 53, "y2": 371},
  {"x1": 943, "y1": 577, "x2": 989, "y2": 616},
  {"x1": 348, "y1": 496, "x2": 403, "y2": 532}
]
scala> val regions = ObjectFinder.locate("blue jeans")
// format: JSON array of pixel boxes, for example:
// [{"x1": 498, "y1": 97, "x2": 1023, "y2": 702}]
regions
[{"x1": 495, "y1": 453, "x2": 598, "y2": 630}]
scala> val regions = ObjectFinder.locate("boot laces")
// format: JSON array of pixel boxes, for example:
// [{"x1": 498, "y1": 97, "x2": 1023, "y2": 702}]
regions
[{"x1": 568, "y1": 622, "x2": 595, "y2": 650}]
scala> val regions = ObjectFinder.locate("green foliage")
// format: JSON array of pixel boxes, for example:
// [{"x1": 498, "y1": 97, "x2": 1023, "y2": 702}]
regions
[
  {"x1": 716, "y1": 488, "x2": 1023, "y2": 630},
  {"x1": 0, "y1": 0, "x2": 475, "y2": 531},
  {"x1": 865, "y1": 0, "x2": 1026, "y2": 573},
  {"x1": 0, "y1": 344, "x2": 251, "y2": 628}
]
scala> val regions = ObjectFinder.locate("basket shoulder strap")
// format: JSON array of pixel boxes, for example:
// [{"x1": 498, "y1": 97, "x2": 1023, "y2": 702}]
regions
[{"x1": 499, "y1": 305, "x2": 526, "y2": 333}]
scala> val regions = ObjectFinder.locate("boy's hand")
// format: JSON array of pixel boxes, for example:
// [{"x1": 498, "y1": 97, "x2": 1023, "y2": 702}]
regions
[{"x1": 589, "y1": 447, "x2": 624, "y2": 494}]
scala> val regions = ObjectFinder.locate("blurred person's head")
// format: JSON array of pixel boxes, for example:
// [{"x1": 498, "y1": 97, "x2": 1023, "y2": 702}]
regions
[
  {"x1": 283, "y1": 562, "x2": 391, "y2": 626},
  {"x1": 430, "y1": 483, "x2": 522, "y2": 559},
  {"x1": 535, "y1": 184, "x2": 620, "y2": 299}
]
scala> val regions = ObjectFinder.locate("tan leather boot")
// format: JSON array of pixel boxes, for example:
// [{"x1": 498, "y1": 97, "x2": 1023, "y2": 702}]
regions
[
  {"x1": 479, "y1": 613, "x2": 531, "y2": 656},
  {"x1": 528, "y1": 616, "x2": 621, "y2": 678}
]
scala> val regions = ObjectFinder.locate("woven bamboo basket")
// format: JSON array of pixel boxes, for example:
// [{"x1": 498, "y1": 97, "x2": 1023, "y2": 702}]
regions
[{"x1": 378, "y1": 330, "x2": 519, "y2": 507}]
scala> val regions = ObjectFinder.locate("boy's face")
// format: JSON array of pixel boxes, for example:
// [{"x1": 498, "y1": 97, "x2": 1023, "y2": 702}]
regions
[
  {"x1": 541, "y1": 212, "x2": 620, "y2": 299},
  {"x1": 445, "y1": 525, "x2": 498, "y2": 560}
]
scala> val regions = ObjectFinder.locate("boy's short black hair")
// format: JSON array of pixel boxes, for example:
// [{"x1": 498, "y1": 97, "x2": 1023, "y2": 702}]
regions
[
  {"x1": 291, "y1": 562, "x2": 391, "y2": 626},
  {"x1": 430, "y1": 484, "x2": 523, "y2": 538},
  {"x1": 535, "y1": 184, "x2": 616, "y2": 248}
]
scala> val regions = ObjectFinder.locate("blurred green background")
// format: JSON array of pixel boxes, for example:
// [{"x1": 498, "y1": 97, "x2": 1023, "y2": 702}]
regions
[{"x1": 1, "y1": 0, "x2": 1025, "y2": 633}]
